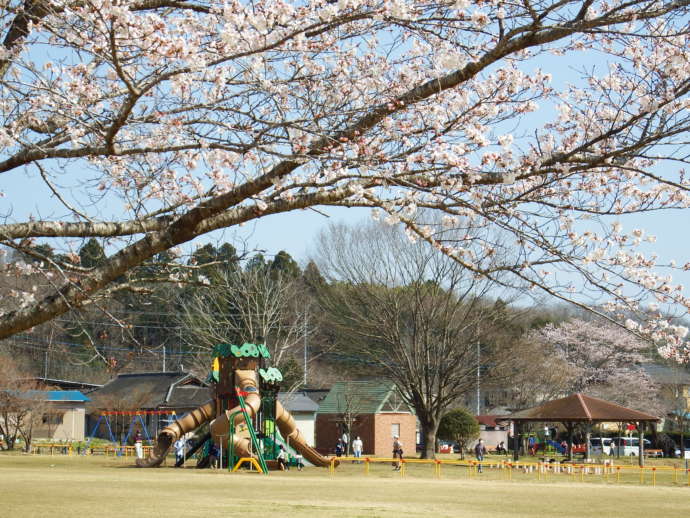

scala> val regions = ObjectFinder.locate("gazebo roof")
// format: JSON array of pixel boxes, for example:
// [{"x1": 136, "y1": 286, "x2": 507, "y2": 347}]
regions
[{"x1": 504, "y1": 393, "x2": 659, "y2": 423}]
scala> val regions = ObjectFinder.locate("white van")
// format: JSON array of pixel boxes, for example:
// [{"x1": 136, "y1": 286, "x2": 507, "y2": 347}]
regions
[
  {"x1": 590, "y1": 437, "x2": 613, "y2": 456},
  {"x1": 611, "y1": 437, "x2": 651, "y2": 456}
]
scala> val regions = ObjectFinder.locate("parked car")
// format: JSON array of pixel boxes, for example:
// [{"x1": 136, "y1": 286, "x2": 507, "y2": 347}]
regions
[
  {"x1": 438, "y1": 442, "x2": 454, "y2": 454},
  {"x1": 673, "y1": 440, "x2": 690, "y2": 458},
  {"x1": 611, "y1": 437, "x2": 651, "y2": 456},
  {"x1": 590, "y1": 437, "x2": 613, "y2": 456},
  {"x1": 438, "y1": 441, "x2": 461, "y2": 454}
]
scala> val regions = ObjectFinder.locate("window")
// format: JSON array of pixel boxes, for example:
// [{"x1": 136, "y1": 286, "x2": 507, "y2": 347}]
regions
[
  {"x1": 42, "y1": 413, "x2": 63, "y2": 425},
  {"x1": 391, "y1": 423, "x2": 400, "y2": 438}
]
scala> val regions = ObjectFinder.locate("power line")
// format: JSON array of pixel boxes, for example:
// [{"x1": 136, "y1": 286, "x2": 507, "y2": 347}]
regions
[{"x1": 4, "y1": 334, "x2": 203, "y2": 357}]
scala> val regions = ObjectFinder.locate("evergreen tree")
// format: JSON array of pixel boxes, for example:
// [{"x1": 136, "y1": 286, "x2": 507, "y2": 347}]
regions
[
  {"x1": 245, "y1": 253, "x2": 267, "y2": 273},
  {"x1": 79, "y1": 238, "x2": 106, "y2": 268},
  {"x1": 438, "y1": 409, "x2": 480, "y2": 459},
  {"x1": 270, "y1": 251, "x2": 301, "y2": 279},
  {"x1": 302, "y1": 261, "x2": 326, "y2": 294}
]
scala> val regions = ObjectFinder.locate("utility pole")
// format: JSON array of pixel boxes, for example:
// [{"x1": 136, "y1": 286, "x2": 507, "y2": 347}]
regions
[
  {"x1": 44, "y1": 329, "x2": 54, "y2": 379},
  {"x1": 162, "y1": 346, "x2": 166, "y2": 372},
  {"x1": 303, "y1": 312, "x2": 308, "y2": 387},
  {"x1": 476, "y1": 342, "x2": 481, "y2": 415}
]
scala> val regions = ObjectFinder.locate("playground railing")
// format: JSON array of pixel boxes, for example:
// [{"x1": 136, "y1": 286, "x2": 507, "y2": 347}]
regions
[
  {"x1": 30, "y1": 443, "x2": 154, "y2": 457},
  {"x1": 331, "y1": 455, "x2": 690, "y2": 487}
]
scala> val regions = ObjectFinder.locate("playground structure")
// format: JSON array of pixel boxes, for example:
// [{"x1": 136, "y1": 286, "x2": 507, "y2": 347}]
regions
[{"x1": 137, "y1": 343, "x2": 336, "y2": 470}]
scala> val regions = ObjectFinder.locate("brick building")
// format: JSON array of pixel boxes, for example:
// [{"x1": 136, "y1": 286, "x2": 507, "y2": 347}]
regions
[{"x1": 315, "y1": 381, "x2": 416, "y2": 457}]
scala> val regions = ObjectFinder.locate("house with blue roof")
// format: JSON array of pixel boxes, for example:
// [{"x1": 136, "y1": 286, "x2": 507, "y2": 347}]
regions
[{"x1": 25, "y1": 390, "x2": 90, "y2": 442}]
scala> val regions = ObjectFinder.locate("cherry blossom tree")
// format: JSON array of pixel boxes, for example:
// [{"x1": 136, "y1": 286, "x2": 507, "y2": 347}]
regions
[
  {"x1": 2, "y1": 1, "x2": 690, "y2": 360},
  {"x1": 527, "y1": 318, "x2": 663, "y2": 413}
]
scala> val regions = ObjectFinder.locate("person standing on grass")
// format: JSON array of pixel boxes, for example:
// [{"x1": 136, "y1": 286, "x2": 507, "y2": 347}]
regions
[
  {"x1": 208, "y1": 443, "x2": 220, "y2": 469},
  {"x1": 392, "y1": 435, "x2": 403, "y2": 470},
  {"x1": 134, "y1": 430, "x2": 144, "y2": 459},
  {"x1": 277, "y1": 445, "x2": 290, "y2": 471},
  {"x1": 474, "y1": 439, "x2": 487, "y2": 473},
  {"x1": 352, "y1": 436, "x2": 363, "y2": 463},
  {"x1": 174, "y1": 437, "x2": 186, "y2": 465}
]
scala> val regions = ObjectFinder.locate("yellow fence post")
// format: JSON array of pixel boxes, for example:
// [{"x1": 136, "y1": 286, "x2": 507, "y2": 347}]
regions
[
  {"x1": 616, "y1": 466, "x2": 621, "y2": 483},
  {"x1": 400, "y1": 460, "x2": 406, "y2": 477},
  {"x1": 364, "y1": 458, "x2": 370, "y2": 475},
  {"x1": 652, "y1": 467, "x2": 656, "y2": 487},
  {"x1": 640, "y1": 467, "x2": 644, "y2": 485},
  {"x1": 673, "y1": 467, "x2": 677, "y2": 485}
]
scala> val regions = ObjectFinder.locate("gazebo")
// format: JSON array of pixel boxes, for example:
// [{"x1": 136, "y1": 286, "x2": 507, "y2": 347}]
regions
[{"x1": 503, "y1": 393, "x2": 660, "y2": 466}]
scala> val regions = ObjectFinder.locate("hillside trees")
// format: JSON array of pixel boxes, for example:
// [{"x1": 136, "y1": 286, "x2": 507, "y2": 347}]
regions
[
  {"x1": 0, "y1": 1, "x2": 690, "y2": 361},
  {"x1": 315, "y1": 221, "x2": 517, "y2": 458}
]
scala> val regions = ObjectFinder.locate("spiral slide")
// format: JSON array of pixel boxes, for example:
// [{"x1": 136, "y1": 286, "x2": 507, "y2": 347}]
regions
[
  {"x1": 275, "y1": 400, "x2": 333, "y2": 467},
  {"x1": 136, "y1": 401, "x2": 215, "y2": 468}
]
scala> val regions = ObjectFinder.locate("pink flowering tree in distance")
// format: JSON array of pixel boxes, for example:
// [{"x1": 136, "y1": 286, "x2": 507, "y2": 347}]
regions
[
  {"x1": 1, "y1": 1, "x2": 690, "y2": 359},
  {"x1": 528, "y1": 318, "x2": 663, "y2": 413}
]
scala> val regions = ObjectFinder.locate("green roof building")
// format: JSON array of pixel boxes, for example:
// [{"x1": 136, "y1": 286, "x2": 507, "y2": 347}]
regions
[{"x1": 315, "y1": 381, "x2": 415, "y2": 457}]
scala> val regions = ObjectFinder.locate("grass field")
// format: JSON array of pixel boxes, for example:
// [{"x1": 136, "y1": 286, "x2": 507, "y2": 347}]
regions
[{"x1": 2, "y1": 454, "x2": 690, "y2": 518}]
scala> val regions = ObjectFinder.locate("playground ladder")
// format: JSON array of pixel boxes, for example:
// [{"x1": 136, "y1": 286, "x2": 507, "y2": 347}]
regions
[{"x1": 235, "y1": 388, "x2": 269, "y2": 474}]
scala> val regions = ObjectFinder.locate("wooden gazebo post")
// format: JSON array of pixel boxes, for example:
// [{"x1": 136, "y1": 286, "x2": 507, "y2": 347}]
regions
[
  {"x1": 638, "y1": 421, "x2": 644, "y2": 467},
  {"x1": 513, "y1": 421, "x2": 520, "y2": 462}
]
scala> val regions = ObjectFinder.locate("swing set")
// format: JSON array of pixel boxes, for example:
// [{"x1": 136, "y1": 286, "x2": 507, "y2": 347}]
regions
[{"x1": 85, "y1": 410, "x2": 177, "y2": 455}]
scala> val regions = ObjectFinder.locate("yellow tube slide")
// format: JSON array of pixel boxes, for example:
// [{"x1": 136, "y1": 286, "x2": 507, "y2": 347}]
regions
[
  {"x1": 136, "y1": 400, "x2": 215, "y2": 468},
  {"x1": 275, "y1": 400, "x2": 336, "y2": 468}
]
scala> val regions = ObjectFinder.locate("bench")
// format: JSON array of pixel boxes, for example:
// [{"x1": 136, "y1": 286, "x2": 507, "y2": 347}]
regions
[{"x1": 644, "y1": 449, "x2": 663, "y2": 458}]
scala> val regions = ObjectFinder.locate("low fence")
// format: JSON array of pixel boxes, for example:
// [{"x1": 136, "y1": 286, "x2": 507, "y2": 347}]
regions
[
  {"x1": 28, "y1": 446, "x2": 690, "y2": 487},
  {"x1": 330, "y1": 456, "x2": 690, "y2": 487},
  {"x1": 30, "y1": 443, "x2": 153, "y2": 457}
]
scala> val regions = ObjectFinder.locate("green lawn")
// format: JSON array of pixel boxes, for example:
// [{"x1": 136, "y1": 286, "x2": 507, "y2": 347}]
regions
[{"x1": 1, "y1": 454, "x2": 689, "y2": 518}]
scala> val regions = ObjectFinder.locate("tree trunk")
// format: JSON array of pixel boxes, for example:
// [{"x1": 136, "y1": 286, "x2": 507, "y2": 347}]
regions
[{"x1": 420, "y1": 421, "x2": 438, "y2": 459}]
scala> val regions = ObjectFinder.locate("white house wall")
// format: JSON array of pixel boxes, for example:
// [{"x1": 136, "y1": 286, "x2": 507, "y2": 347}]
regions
[{"x1": 291, "y1": 412, "x2": 315, "y2": 446}]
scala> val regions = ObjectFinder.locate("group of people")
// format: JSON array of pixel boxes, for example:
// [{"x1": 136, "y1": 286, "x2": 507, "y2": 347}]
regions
[{"x1": 334, "y1": 434, "x2": 364, "y2": 459}]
